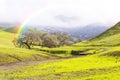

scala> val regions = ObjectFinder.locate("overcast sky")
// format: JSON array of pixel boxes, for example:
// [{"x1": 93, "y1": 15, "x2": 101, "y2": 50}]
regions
[{"x1": 0, "y1": 0, "x2": 120, "y2": 27}]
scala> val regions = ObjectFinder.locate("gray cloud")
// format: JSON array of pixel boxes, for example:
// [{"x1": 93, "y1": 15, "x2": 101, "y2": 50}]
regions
[
  {"x1": 0, "y1": 0, "x2": 120, "y2": 27},
  {"x1": 55, "y1": 15, "x2": 78, "y2": 23}
]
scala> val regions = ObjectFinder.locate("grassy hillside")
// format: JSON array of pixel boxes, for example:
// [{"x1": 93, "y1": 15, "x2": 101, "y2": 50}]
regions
[
  {"x1": 2, "y1": 27, "x2": 16, "y2": 33},
  {"x1": 0, "y1": 27, "x2": 4, "y2": 29},
  {"x1": 1, "y1": 22, "x2": 120, "y2": 80},
  {"x1": 75, "y1": 22, "x2": 120, "y2": 46},
  {"x1": 92, "y1": 22, "x2": 120, "y2": 40},
  {"x1": 0, "y1": 47, "x2": 120, "y2": 80},
  {"x1": 0, "y1": 30, "x2": 14, "y2": 47},
  {"x1": 1, "y1": 26, "x2": 44, "y2": 34},
  {"x1": 0, "y1": 30, "x2": 63, "y2": 65}
]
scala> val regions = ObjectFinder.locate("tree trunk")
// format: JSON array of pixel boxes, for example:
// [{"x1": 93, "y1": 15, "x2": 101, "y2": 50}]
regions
[{"x1": 23, "y1": 42, "x2": 31, "y2": 49}]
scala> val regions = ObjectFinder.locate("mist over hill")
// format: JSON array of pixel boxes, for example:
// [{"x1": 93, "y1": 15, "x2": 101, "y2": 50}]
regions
[
  {"x1": 35, "y1": 24, "x2": 109, "y2": 40},
  {"x1": 75, "y1": 21, "x2": 120, "y2": 47},
  {"x1": 92, "y1": 22, "x2": 120, "y2": 40},
  {"x1": 0, "y1": 22, "x2": 20, "y2": 27},
  {"x1": 0, "y1": 22, "x2": 110, "y2": 40}
]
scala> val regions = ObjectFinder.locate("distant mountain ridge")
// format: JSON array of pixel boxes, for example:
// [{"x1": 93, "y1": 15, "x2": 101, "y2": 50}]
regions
[
  {"x1": 0, "y1": 26, "x2": 44, "y2": 34},
  {"x1": 36, "y1": 24, "x2": 109, "y2": 40},
  {"x1": 67, "y1": 25, "x2": 108, "y2": 40},
  {"x1": 75, "y1": 21, "x2": 120, "y2": 46},
  {"x1": 0, "y1": 22, "x2": 20, "y2": 27},
  {"x1": 0, "y1": 22, "x2": 109, "y2": 40},
  {"x1": 91, "y1": 22, "x2": 120, "y2": 40}
]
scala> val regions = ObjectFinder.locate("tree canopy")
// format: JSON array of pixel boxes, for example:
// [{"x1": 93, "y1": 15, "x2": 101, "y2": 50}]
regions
[{"x1": 12, "y1": 31, "x2": 80, "y2": 49}]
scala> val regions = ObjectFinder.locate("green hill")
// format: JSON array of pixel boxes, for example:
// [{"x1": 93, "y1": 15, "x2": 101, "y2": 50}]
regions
[
  {"x1": 0, "y1": 30, "x2": 61, "y2": 65},
  {"x1": 0, "y1": 27, "x2": 3, "y2": 29},
  {"x1": 0, "y1": 30, "x2": 14, "y2": 47},
  {"x1": 2, "y1": 26, "x2": 16, "y2": 33},
  {"x1": 75, "y1": 22, "x2": 120, "y2": 46},
  {"x1": 93, "y1": 22, "x2": 120, "y2": 40},
  {"x1": 1, "y1": 23, "x2": 120, "y2": 80},
  {"x1": 1, "y1": 26, "x2": 44, "y2": 34}
]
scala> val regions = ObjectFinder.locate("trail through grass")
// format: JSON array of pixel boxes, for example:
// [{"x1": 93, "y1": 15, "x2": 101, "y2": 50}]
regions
[{"x1": 1, "y1": 24, "x2": 120, "y2": 80}]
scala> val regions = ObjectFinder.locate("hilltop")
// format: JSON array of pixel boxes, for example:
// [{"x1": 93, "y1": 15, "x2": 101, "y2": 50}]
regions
[
  {"x1": 0, "y1": 29, "x2": 66, "y2": 65},
  {"x1": 75, "y1": 22, "x2": 120, "y2": 46},
  {"x1": 93, "y1": 22, "x2": 120, "y2": 40},
  {"x1": 0, "y1": 26, "x2": 44, "y2": 34},
  {"x1": 0, "y1": 22, "x2": 109, "y2": 40}
]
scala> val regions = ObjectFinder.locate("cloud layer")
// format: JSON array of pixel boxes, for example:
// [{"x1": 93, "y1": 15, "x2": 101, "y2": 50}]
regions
[{"x1": 0, "y1": 0, "x2": 120, "y2": 27}]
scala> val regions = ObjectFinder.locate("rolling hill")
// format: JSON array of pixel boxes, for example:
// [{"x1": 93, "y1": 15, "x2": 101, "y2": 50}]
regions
[
  {"x1": 75, "y1": 22, "x2": 120, "y2": 46},
  {"x1": 0, "y1": 22, "x2": 109, "y2": 40},
  {"x1": 0, "y1": 29, "x2": 63, "y2": 65},
  {"x1": 1, "y1": 22, "x2": 120, "y2": 80},
  {"x1": 1, "y1": 26, "x2": 45, "y2": 34},
  {"x1": 36, "y1": 24, "x2": 108, "y2": 40},
  {"x1": 93, "y1": 22, "x2": 120, "y2": 40}
]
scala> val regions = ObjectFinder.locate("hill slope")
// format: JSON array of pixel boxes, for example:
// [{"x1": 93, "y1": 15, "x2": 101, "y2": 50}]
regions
[
  {"x1": 75, "y1": 22, "x2": 120, "y2": 46},
  {"x1": 1, "y1": 23, "x2": 120, "y2": 80},
  {"x1": 0, "y1": 30, "x2": 61, "y2": 65},
  {"x1": 1, "y1": 26, "x2": 44, "y2": 34},
  {"x1": 92, "y1": 22, "x2": 120, "y2": 40},
  {"x1": 36, "y1": 24, "x2": 108, "y2": 40}
]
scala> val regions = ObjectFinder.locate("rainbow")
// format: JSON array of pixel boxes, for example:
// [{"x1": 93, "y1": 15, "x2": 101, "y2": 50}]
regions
[
  {"x1": 14, "y1": 8, "x2": 48, "y2": 39},
  {"x1": 14, "y1": 4, "x2": 60, "y2": 39}
]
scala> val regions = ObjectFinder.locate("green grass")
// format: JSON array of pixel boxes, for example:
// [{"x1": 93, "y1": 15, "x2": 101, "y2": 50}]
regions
[
  {"x1": 0, "y1": 51, "x2": 120, "y2": 80},
  {"x1": 1, "y1": 22, "x2": 120, "y2": 80},
  {"x1": 0, "y1": 30, "x2": 64, "y2": 65},
  {"x1": 75, "y1": 22, "x2": 120, "y2": 47},
  {"x1": 2, "y1": 26, "x2": 16, "y2": 33},
  {"x1": 0, "y1": 30, "x2": 14, "y2": 47},
  {"x1": 92, "y1": 22, "x2": 120, "y2": 40},
  {"x1": 76, "y1": 33, "x2": 120, "y2": 47},
  {"x1": 0, "y1": 46, "x2": 55, "y2": 65}
]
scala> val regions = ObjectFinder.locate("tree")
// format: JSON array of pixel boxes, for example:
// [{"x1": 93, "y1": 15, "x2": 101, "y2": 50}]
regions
[
  {"x1": 12, "y1": 32, "x2": 42, "y2": 49},
  {"x1": 54, "y1": 32, "x2": 71, "y2": 46},
  {"x1": 12, "y1": 31, "x2": 80, "y2": 49},
  {"x1": 41, "y1": 33, "x2": 60, "y2": 48}
]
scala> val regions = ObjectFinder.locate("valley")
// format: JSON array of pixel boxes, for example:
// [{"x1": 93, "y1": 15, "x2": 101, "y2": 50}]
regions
[{"x1": 0, "y1": 22, "x2": 120, "y2": 80}]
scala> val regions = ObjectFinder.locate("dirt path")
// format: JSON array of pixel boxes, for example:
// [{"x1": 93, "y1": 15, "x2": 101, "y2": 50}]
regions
[
  {"x1": 0, "y1": 59, "x2": 61, "y2": 70},
  {"x1": 0, "y1": 55, "x2": 86, "y2": 70}
]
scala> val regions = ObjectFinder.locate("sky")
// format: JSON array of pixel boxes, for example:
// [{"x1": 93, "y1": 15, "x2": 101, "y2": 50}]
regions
[{"x1": 0, "y1": 0, "x2": 120, "y2": 28}]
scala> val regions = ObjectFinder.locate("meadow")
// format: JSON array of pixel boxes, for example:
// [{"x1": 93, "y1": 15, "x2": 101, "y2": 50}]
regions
[{"x1": 1, "y1": 23, "x2": 120, "y2": 80}]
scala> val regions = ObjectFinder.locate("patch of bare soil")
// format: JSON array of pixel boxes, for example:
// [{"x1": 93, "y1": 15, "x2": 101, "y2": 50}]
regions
[
  {"x1": 0, "y1": 60, "x2": 59, "y2": 70},
  {"x1": 0, "y1": 55, "x2": 86, "y2": 70}
]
